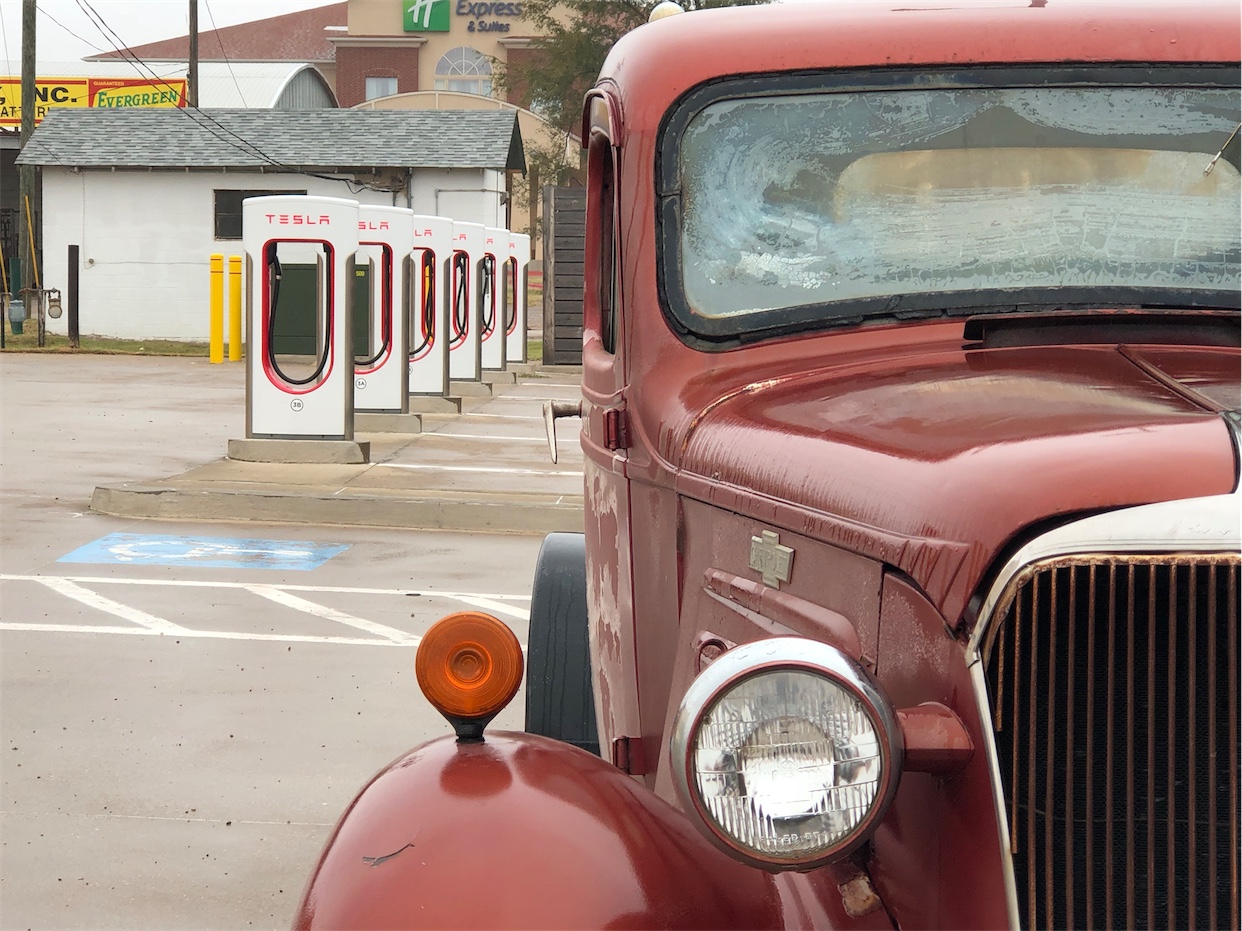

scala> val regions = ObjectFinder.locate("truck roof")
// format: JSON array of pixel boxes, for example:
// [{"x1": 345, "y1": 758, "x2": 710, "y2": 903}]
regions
[{"x1": 599, "y1": 0, "x2": 1240, "y2": 129}]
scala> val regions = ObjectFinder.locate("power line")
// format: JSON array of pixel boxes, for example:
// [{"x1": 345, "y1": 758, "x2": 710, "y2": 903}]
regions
[
  {"x1": 70, "y1": 0, "x2": 381, "y2": 192},
  {"x1": 0, "y1": 2, "x2": 10, "y2": 66},
  {"x1": 2, "y1": 3, "x2": 67, "y2": 167},
  {"x1": 36, "y1": 5, "x2": 107, "y2": 54},
  {"x1": 203, "y1": 0, "x2": 247, "y2": 108}
]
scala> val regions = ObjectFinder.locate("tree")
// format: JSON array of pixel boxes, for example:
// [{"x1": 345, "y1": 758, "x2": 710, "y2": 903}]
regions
[{"x1": 497, "y1": 1, "x2": 769, "y2": 168}]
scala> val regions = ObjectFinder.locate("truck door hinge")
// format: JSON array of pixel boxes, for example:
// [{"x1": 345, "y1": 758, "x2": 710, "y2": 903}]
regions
[
  {"x1": 611, "y1": 735, "x2": 648, "y2": 775},
  {"x1": 603, "y1": 408, "x2": 629, "y2": 451}
]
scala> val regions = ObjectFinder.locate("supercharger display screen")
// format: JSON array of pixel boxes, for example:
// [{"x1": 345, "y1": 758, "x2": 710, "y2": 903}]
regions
[
  {"x1": 263, "y1": 240, "x2": 335, "y2": 386},
  {"x1": 451, "y1": 251, "x2": 470, "y2": 345},
  {"x1": 355, "y1": 243, "x2": 394, "y2": 368},
  {"x1": 411, "y1": 250, "x2": 437, "y2": 360},
  {"x1": 503, "y1": 257, "x2": 518, "y2": 337},
  {"x1": 479, "y1": 253, "x2": 497, "y2": 337}
]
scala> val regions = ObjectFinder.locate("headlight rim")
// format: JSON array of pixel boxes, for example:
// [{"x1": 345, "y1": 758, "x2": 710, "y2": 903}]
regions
[{"x1": 670, "y1": 636, "x2": 903, "y2": 871}]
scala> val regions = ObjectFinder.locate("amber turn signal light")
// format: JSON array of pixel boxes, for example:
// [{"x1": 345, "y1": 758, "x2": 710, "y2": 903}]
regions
[{"x1": 416, "y1": 612, "x2": 524, "y2": 740}]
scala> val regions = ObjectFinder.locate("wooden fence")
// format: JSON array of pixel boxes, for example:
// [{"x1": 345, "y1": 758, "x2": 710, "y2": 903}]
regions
[{"x1": 541, "y1": 185, "x2": 585, "y2": 365}]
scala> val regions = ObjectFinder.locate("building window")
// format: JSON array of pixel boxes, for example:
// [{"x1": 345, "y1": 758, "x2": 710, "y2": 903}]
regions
[
  {"x1": 365, "y1": 76, "x2": 399, "y2": 101},
  {"x1": 434, "y1": 46, "x2": 492, "y2": 97},
  {"x1": 213, "y1": 189, "x2": 306, "y2": 240}
]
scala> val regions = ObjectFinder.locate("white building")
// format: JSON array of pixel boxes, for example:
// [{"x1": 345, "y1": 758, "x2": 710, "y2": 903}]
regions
[{"x1": 16, "y1": 107, "x2": 523, "y2": 340}]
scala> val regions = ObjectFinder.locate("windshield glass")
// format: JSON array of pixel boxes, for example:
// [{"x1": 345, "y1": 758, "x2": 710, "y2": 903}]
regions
[{"x1": 670, "y1": 76, "x2": 1240, "y2": 336}]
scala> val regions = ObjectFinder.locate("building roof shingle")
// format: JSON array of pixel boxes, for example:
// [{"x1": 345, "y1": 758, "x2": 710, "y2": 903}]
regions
[
  {"x1": 17, "y1": 108, "x2": 525, "y2": 172},
  {"x1": 85, "y1": 2, "x2": 345, "y2": 63}
]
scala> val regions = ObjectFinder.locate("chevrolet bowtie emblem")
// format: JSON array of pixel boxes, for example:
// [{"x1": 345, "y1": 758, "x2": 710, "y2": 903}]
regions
[{"x1": 748, "y1": 530, "x2": 794, "y2": 588}]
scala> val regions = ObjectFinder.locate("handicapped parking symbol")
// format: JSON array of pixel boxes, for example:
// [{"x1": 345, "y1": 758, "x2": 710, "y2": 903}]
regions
[{"x1": 59, "y1": 533, "x2": 349, "y2": 571}]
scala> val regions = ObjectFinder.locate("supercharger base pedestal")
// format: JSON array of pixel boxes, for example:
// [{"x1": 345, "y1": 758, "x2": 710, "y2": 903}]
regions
[
  {"x1": 234, "y1": 194, "x2": 370, "y2": 464},
  {"x1": 227, "y1": 437, "x2": 370, "y2": 464}
]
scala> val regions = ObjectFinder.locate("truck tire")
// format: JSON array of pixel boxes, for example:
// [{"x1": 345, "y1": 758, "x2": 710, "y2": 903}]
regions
[{"x1": 524, "y1": 532, "x2": 600, "y2": 756}]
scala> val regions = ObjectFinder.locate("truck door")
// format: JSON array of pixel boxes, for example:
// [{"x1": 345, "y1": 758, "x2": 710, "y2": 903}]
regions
[{"x1": 580, "y1": 91, "x2": 644, "y2": 773}]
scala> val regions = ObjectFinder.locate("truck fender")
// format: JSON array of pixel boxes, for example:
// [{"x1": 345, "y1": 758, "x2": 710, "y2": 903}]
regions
[{"x1": 294, "y1": 732, "x2": 891, "y2": 930}]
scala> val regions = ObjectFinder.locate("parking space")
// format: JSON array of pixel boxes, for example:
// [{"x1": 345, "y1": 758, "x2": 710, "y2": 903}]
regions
[{"x1": 1, "y1": 355, "x2": 549, "y2": 930}]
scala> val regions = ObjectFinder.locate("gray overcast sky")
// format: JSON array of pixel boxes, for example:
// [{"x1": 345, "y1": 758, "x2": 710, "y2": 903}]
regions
[{"x1": 0, "y1": 1, "x2": 343, "y2": 67}]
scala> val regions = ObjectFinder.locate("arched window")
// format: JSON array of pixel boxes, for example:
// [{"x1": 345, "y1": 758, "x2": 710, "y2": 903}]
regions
[{"x1": 434, "y1": 46, "x2": 493, "y2": 97}]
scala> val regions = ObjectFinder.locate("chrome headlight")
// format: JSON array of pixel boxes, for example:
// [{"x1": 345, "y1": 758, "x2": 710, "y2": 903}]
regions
[{"x1": 670, "y1": 637, "x2": 902, "y2": 871}]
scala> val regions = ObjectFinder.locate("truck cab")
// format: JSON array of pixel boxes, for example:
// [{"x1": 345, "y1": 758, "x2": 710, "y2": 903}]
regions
[{"x1": 296, "y1": 3, "x2": 1240, "y2": 928}]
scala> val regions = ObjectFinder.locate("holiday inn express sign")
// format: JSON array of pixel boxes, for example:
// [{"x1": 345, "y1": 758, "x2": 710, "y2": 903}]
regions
[
  {"x1": 404, "y1": 0, "x2": 523, "y2": 33},
  {"x1": 0, "y1": 76, "x2": 187, "y2": 127}
]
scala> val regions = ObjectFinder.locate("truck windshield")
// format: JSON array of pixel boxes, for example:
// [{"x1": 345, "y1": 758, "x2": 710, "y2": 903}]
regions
[{"x1": 665, "y1": 71, "x2": 1240, "y2": 340}]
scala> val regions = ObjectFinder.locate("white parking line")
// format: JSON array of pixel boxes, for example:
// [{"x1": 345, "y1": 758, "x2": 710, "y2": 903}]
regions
[
  {"x1": 246, "y1": 585, "x2": 415, "y2": 642},
  {"x1": 34, "y1": 577, "x2": 185, "y2": 633},
  {"x1": 420, "y1": 432, "x2": 577, "y2": 444},
  {"x1": 453, "y1": 595, "x2": 536, "y2": 619},
  {"x1": 1, "y1": 574, "x2": 532, "y2": 602},
  {"x1": 0, "y1": 622, "x2": 419, "y2": 647},
  {"x1": 488, "y1": 395, "x2": 583, "y2": 402},
  {"x1": 0, "y1": 574, "x2": 533, "y2": 642},
  {"x1": 376, "y1": 462, "x2": 581, "y2": 478}
]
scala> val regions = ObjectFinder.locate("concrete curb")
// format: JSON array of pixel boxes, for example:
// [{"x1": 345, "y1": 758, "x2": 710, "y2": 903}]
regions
[{"x1": 90, "y1": 483, "x2": 584, "y2": 534}]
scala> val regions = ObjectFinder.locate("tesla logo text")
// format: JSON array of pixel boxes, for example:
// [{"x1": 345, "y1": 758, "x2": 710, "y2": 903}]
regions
[
  {"x1": 266, "y1": 214, "x2": 331, "y2": 225},
  {"x1": 413, "y1": 229, "x2": 434, "y2": 237},
  {"x1": 360, "y1": 221, "x2": 390, "y2": 230}
]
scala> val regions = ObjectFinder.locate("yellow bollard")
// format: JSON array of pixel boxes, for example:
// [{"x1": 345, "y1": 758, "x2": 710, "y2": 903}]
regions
[
  {"x1": 209, "y1": 254, "x2": 224, "y2": 363},
  {"x1": 228, "y1": 255, "x2": 243, "y2": 361}
]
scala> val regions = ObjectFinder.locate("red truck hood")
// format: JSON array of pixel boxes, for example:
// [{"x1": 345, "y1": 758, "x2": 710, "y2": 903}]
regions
[{"x1": 676, "y1": 344, "x2": 1239, "y2": 622}]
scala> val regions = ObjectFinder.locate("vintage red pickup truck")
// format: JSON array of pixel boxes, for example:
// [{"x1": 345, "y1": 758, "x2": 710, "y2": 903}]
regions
[{"x1": 295, "y1": 1, "x2": 1240, "y2": 928}]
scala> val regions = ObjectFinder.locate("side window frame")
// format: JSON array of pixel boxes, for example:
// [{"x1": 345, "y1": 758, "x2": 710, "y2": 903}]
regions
[{"x1": 583, "y1": 93, "x2": 623, "y2": 357}]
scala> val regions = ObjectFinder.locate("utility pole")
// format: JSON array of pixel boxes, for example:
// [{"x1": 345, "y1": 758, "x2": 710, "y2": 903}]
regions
[
  {"x1": 188, "y1": 0, "x2": 199, "y2": 107},
  {"x1": 18, "y1": 0, "x2": 36, "y2": 308}
]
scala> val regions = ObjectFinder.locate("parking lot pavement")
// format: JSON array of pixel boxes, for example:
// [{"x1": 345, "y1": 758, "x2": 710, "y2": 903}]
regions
[{"x1": 0, "y1": 354, "x2": 563, "y2": 930}]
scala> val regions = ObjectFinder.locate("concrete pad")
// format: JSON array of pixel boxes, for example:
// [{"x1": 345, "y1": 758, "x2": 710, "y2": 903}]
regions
[
  {"x1": 166, "y1": 459, "x2": 371, "y2": 487},
  {"x1": 481, "y1": 370, "x2": 517, "y2": 386},
  {"x1": 450, "y1": 380, "x2": 493, "y2": 397},
  {"x1": 357, "y1": 464, "x2": 582, "y2": 497},
  {"x1": 408, "y1": 395, "x2": 461, "y2": 414},
  {"x1": 70, "y1": 355, "x2": 586, "y2": 535},
  {"x1": 354, "y1": 412, "x2": 424, "y2": 434},
  {"x1": 227, "y1": 438, "x2": 370, "y2": 465}
]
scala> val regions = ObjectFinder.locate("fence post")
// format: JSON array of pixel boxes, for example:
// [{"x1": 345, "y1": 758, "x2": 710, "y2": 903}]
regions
[
  {"x1": 228, "y1": 254, "x2": 243, "y2": 361},
  {"x1": 209, "y1": 254, "x2": 224, "y2": 363},
  {"x1": 68, "y1": 244, "x2": 80, "y2": 348}
]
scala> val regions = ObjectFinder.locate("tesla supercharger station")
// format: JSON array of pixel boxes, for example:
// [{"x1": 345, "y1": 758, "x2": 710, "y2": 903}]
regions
[
  {"x1": 505, "y1": 232, "x2": 531, "y2": 365},
  {"x1": 408, "y1": 215, "x2": 454, "y2": 398},
  {"x1": 479, "y1": 227, "x2": 508, "y2": 372},
  {"x1": 242, "y1": 194, "x2": 359, "y2": 441},
  {"x1": 448, "y1": 221, "x2": 485, "y2": 383},
  {"x1": 354, "y1": 205, "x2": 413, "y2": 413}
]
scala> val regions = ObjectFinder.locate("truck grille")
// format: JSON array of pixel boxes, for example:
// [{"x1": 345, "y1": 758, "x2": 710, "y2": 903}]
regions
[{"x1": 983, "y1": 554, "x2": 1239, "y2": 930}]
